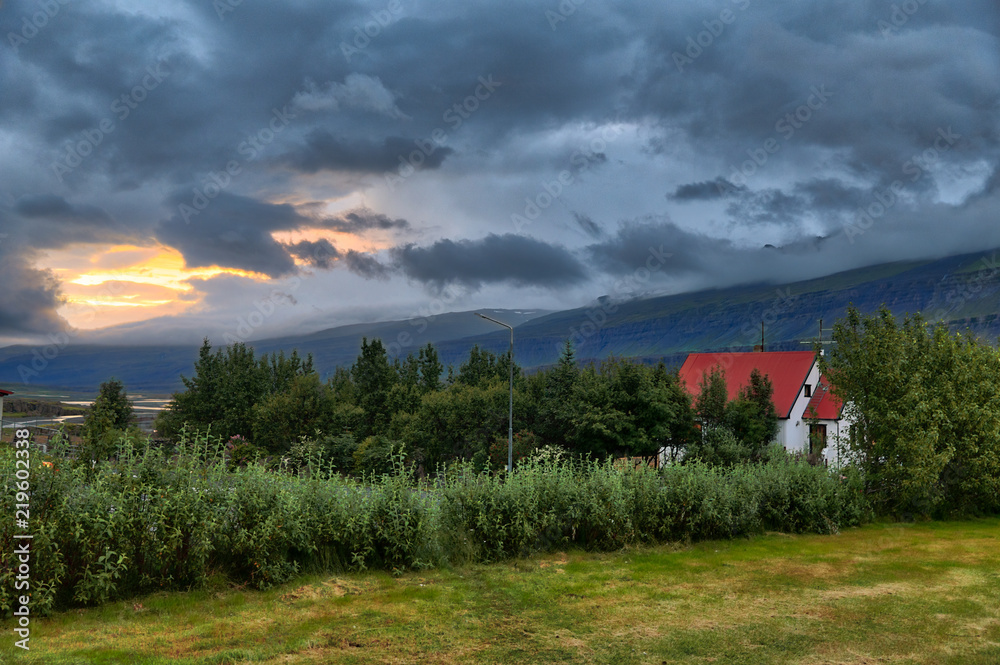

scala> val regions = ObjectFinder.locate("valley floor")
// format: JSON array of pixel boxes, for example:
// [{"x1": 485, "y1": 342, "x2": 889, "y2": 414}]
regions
[{"x1": 3, "y1": 518, "x2": 999, "y2": 664}]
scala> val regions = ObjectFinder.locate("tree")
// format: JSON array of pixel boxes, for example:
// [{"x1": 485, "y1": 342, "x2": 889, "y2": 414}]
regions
[
  {"x1": 821, "y1": 305, "x2": 1000, "y2": 516},
  {"x1": 155, "y1": 340, "x2": 317, "y2": 442},
  {"x1": 724, "y1": 368, "x2": 779, "y2": 454},
  {"x1": 351, "y1": 338, "x2": 396, "y2": 438},
  {"x1": 686, "y1": 365, "x2": 779, "y2": 466},
  {"x1": 250, "y1": 372, "x2": 332, "y2": 453},
  {"x1": 694, "y1": 365, "x2": 728, "y2": 429},
  {"x1": 652, "y1": 362, "x2": 700, "y2": 461},
  {"x1": 82, "y1": 378, "x2": 135, "y2": 461},
  {"x1": 537, "y1": 340, "x2": 580, "y2": 448},
  {"x1": 417, "y1": 343, "x2": 443, "y2": 393},
  {"x1": 556, "y1": 357, "x2": 696, "y2": 460},
  {"x1": 456, "y1": 345, "x2": 496, "y2": 387}
]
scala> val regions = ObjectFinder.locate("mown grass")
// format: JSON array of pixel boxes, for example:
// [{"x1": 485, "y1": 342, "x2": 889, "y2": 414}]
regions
[{"x1": 2, "y1": 518, "x2": 998, "y2": 664}]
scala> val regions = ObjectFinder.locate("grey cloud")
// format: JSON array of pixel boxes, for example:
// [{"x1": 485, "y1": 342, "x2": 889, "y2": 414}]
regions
[
  {"x1": 324, "y1": 209, "x2": 410, "y2": 233},
  {"x1": 794, "y1": 178, "x2": 871, "y2": 211},
  {"x1": 292, "y1": 74, "x2": 407, "y2": 119},
  {"x1": 587, "y1": 218, "x2": 710, "y2": 277},
  {"x1": 725, "y1": 189, "x2": 810, "y2": 228},
  {"x1": 287, "y1": 239, "x2": 341, "y2": 269},
  {"x1": 8, "y1": 195, "x2": 133, "y2": 249},
  {"x1": 669, "y1": 178, "x2": 746, "y2": 201},
  {"x1": 0, "y1": 230, "x2": 66, "y2": 337},
  {"x1": 279, "y1": 131, "x2": 454, "y2": 174},
  {"x1": 345, "y1": 250, "x2": 391, "y2": 281},
  {"x1": 15, "y1": 194, "x2": 111, "y2": 222},
  {"x1": 1, "y1": 0, "x2": 998, "y2": 344},
  {"x1": 392, "y1": 234, "x2": 587, "y2": 289},
  {"x1": 155, "y1": 192, "x2": 310, "y2": 277},
  {"x1": 572, "y1": 212, "x2": 604, "y2": 238}
]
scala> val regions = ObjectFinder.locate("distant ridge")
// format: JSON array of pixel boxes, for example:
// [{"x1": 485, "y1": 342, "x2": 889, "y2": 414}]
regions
[{"x1": 2, "y1": 250, "x2": 999, "y2": 393}]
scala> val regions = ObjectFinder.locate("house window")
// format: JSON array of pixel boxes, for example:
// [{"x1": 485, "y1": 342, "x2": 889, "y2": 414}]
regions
[
  {"x1": 804, "y1": 384, "x2": 812, "y2": 397},
  {"x1": 808, "y1": 424, "x2": 827, "y2": 456}
]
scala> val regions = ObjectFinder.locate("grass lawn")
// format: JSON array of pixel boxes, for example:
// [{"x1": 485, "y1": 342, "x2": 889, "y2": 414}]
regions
[{"x1": 3, "y1": 518, "x2": 998, "y2": 664}]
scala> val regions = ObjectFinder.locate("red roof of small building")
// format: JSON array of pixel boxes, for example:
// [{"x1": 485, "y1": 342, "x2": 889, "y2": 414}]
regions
[
  {"x1": 804, "y1": 375, "x2": 843, "y2": 420},
  {"x1": 679, "y1": 351, "x2": 817, "y2": 419},
  {"x1": 0, "y1": 389, "x2": 13, "y2": 396}
]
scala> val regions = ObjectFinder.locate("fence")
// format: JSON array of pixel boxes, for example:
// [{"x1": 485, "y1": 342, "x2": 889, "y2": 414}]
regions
[{"x1": 1, "y1": 422, "x2": 81, "y2": 456}]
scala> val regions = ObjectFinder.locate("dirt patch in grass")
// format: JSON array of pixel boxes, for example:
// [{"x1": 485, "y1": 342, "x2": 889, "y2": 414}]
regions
[{"x1": 280, "y1": 578, "x2": 366, "y2": 603}]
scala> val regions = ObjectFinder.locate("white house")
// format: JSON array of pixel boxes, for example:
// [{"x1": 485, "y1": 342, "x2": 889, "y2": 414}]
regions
[{"x1": 678, "y1": 350, "x2": 850, "y2": 465}]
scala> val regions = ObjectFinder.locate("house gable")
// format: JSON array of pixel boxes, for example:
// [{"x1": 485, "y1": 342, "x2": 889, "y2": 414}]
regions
[{"x1": 803, "y1": 375, "x2": 843, "y2": 420}]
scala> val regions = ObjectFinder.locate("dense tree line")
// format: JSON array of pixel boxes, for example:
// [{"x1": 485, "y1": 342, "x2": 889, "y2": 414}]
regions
[
  {"x1": 820, "y1": 306, "x2": 1000, "y2": 517},
  {"x1": 152, "y1": 338, "x2": 781, "y2": 475}
]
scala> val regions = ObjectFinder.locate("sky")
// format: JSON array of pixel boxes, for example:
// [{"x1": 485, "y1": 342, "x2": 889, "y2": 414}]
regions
[{"x1": 0, "y1": 0, "x2": 998, "y2": 348}]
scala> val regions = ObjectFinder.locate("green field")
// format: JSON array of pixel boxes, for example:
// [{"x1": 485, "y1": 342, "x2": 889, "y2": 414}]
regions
[{"x1": 3, "y1": 518, "x2": 998, "y2": 664}]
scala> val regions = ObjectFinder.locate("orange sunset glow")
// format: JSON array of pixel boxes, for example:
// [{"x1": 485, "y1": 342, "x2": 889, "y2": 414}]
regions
[{"x1": 46, "y1": 244, "x2": 274, "y2": 329}]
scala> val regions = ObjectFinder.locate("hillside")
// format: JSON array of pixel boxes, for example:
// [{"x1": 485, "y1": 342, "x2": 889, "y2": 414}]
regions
[{"x1": 1, "y1": 250, "x2": 998, "y2": 393}]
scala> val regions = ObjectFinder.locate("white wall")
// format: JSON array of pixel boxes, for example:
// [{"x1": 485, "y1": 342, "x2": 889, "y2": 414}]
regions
[{"x1": 778, "y1": 361, "x2": 822, "y2": 453}]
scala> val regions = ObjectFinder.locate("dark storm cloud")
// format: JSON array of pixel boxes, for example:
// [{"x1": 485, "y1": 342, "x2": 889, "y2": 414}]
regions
[
  {"x1": 669, "y1": 178, "x2": 745, "y2": 201},
  {"x1": 279, "y1": 131, "x2": 454, "y2": 174},
  {"x1": 6, "y1": 195, "x2": 133, "y2": 249},
  {"x1": 636, "y1": 1, "x2": 998, "y2": 223},
  {"x1": 345, "y1": 251, "x2": 391, "y2": 281},
  {"x1": 586, "y1": 218, "x2": 711, "y2": 277},
  {"x1": 14, "y1": 194, "x2": 109, "y2": 221},
  {"x1": 392, "y1": 234, "x2": 587, "y2": 289},
  {"x1": 287, "y1": 239, "x2": 341, "y2": 269},
  {"x1": 0, "y1": 207, "x2": 66, "y2": 336},
  {"x1": 589, "y1": 186, "x2": 1000, "y2": 293},
  {"x1": 325, "y1": 209, "x2": 410, "y2": 233},
  {"x1": 155, "y1": 192, "x2": 311, "y2": 277},
  {"x1": 1, "y1": 0, "x2": 997, "y2": 345},
  {"x1": 0, "y1": 250, "x2": 65, "y2": 336}
]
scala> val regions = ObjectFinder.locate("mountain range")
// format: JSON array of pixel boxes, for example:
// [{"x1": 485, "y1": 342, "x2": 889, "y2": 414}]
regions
[{"x1": 2, "y1": 250, "x2": 999, "y2": 395}]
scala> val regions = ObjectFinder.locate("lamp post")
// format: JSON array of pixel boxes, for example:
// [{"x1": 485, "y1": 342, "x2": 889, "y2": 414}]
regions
[{"x1": 475, "y1": 313, "x2": 513, "y2": 473}]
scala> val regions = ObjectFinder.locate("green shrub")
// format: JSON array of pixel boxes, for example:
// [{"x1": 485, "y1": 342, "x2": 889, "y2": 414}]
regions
[
  {"x1": 352, "y1": 436, "x2": 400, "y2": 477},
  {"x1": 0, "y1": 430, "x2": 870, "y2": 617}
]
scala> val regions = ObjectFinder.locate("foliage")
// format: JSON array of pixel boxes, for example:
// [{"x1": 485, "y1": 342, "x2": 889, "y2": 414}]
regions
[
  {"x1": 250, "y1": 372, "x2": 332, "y2": 453},
  {"x1": 351, "y1": 338, "x2": 396, "y2": 438},
  {"x1": 153, "y1": 336, "x2": 707, "y2": 470},
  {"x1": 352, "y1": 435, "x2": 401, "y2": 477},
  {"x1": 821, "y1": 306, "x2": 1000, "y2": 517},
  {"x1": 689, "y1": 365, "x2": 781, "y2": 466},
  {"x1": 683, "y1": 426, "x2": 754, "y2": 467},
  {"x1": 724, "y1": 367, "x2": 779, "y2": 452},
  {"x1": 155, "y1": 341, "x2": 314, "y2": 442},
  {"x1": 694, "y1": 365, "x2": 728, "y2": 429},
  {"x1": 81, "y1": 378, "x2": 135, "y2": 463},
  {"x1": 0, "y1": 430, "x2": 869, "y2": 617},
  {"x1": 487, "y1": 429, "x2": 540, "y2": 471}
]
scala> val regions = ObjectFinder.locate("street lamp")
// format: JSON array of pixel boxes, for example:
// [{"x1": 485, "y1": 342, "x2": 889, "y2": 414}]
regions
[{"x1": 475, "y1": 313, "x2": 513, "y2": 473}]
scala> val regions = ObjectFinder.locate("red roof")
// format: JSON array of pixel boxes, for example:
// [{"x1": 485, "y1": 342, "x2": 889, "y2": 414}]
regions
[
  {"x1": 804, "y1": 375, "x2": 843, "y2": 420},
  {"x1": 679, "y1": 351, "x2": 817, "y2": 419},
  {"x1": 0, "y1": 389, "x2": 13, "y2": 396}
]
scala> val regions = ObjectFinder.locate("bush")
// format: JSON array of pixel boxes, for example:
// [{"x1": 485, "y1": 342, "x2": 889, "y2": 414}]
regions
[
  {"x1": 683, "y1": 427, "x2": 755, "y2": 467},
  {"x1": 352, "y1": 436, "x2": 400, "y2": 477},
  {"x1": 0, "y1": 430, "x2": 869, "y2": 617}
]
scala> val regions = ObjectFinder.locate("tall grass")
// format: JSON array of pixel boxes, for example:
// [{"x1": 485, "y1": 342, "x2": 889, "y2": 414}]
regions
[{"x1": 1, "y1": 430, "x2": 869, "y2": 616}]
